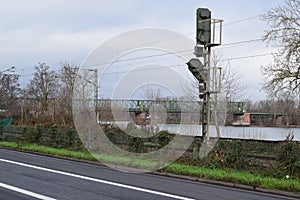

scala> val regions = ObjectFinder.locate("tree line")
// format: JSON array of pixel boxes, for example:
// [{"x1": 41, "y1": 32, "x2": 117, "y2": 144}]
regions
[
  {"x1": 0, "y1": 61, "x2": 300, "y2": 128},
  {"x1": 247, "y1": 93, "x2": 300, "y2": 126},
  {"x1": 0, "y1": 63, "x2": 79, "y2": 128}
]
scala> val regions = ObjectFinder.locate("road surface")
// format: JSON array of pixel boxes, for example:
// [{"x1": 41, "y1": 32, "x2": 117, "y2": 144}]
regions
[{"x1": 0, "y1": 148, "x2": 298, "y2": 200}]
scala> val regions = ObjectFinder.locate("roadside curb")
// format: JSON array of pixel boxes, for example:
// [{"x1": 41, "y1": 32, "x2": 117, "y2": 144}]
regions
[
  {"x1": 1, "y1": 146, "x2": 299, "y2": 199},
  {"x1": 152, "y1": 172, "x2": 300, "y2": 199}
]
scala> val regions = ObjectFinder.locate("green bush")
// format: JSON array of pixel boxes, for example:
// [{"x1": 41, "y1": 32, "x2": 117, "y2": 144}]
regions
[
  {"x1": 126, "y1": 123, "x2": 145, "y2": 153},
  {"x1": 50, "y1": 124, "x2": 60, "y2": 148},
  {"x1": 0, "y1": 126, "x2": 3, "y2": 140},
  {"x1": 66, "y1": 128, "x2": 77, "y2": 147},
  {"x1": 24, "y1": 125, "x2": 43, "y2": 144},
  {"x1": 276, "y1": 142, "x2": 300, "y2": 178},
  {"x1": 225, "y1": 140, "x2": 244, "y2": 168},
  {"x1": 157, "y1": 130, "x2": 171, "y2": 147},
  {"x1": 105, "y1": 127, "x2": 120, "y2": 144},
  {"x1": 207, "y1": 140, "x2": 249, "y2": 170},
  {"x1": 36, "y1": 125, "x2": 43, "y2": 144}
]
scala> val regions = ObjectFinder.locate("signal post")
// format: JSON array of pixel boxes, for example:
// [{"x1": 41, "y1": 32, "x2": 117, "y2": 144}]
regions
[{"x1": 187, "y1": 8, "x2": 223, "y2": 158}]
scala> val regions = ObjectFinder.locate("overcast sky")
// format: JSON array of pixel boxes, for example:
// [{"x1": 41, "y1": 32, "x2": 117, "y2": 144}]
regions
[{"x1": 0, "y1": 0, "x2": 286, "y2": 101}]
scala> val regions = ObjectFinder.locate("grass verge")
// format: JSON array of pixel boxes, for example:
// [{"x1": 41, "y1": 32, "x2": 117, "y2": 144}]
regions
[
  {"x1": 164, "y1": 163, "x2": 300, "y2": 192},
  {"x1": 0, "y1": 141, "x2": 96, "y2": 161},
  {"x1": 1, "y1": 141, "x2": 299, "y2": 193}
]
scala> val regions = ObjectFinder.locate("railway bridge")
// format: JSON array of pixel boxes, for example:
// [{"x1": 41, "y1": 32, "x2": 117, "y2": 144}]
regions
[{"x1": 96, "y1": 99, "x2": 246, "y2": 124}]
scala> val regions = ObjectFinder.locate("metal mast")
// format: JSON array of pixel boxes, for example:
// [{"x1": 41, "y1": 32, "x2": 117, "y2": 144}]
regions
[{"x1": 187, "y1": 7, "x2": 223, "y2": 158}]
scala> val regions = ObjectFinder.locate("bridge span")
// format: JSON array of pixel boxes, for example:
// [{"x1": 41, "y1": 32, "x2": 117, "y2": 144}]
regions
[
  {"x1": 95, "y1": 99, "x2": 246, "y2": 124},
  {"x1": 97, "y1": 99, "x2": 246, "y2": 113}
]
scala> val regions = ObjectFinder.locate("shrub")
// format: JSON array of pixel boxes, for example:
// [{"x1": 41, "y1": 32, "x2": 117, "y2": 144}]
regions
[
  {"x1": 0, "y1": 126, "x2": 3, "y2": 140},
  {"x1": 213, "y1": 140, "x2": 248, "y2": 170},
  {"x1": 157, "y1": 130, "x2": 171, "y2": 147},
  {"x1": 276, "y1": 142, "x2": 300, "y2": 178},
  {"x1": 66, "y1": 128, "x2": 77, "y2": 147},
  {"x1": 49, "y1": 124, "x2": 60, "y2": 148},
  {"x1": 126, "y1": 123, "x2": 145, "y2": 153}
]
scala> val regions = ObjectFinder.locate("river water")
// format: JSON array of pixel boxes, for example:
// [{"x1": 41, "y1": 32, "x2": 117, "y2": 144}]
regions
[
  {"x1": 157, "y1": 124, "x2": 300, "y2": 141},
  {"x1": 107, "y1": 121, "x2": 300, "y2": 141}
]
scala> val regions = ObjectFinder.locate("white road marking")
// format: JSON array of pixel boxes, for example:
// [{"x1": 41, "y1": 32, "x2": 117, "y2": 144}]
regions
[
  {"x1": 0, "y1": 182, "x2": 57, "y2": 200},
  {"x1": 0, "y1": 158, "x2": 195, "y2": 200}
]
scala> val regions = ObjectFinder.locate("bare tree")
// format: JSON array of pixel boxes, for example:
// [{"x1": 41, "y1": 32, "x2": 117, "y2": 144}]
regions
[
  {"x1": 248, "y1": 94, "x2": 299, "y2": 126},
  {"x1": 275, "y1": 91, "x2": 297, "y2": 125},
  {"x1": 211, "y1": 50, "x2": 247, "y2": 133},
  {"x1": 142, "y1": 84, "x2": 162, "y2": 100},
  {"x1": 56, "y1": 63, "x2": 79, "y2": 126},
  {"x1": 27, "y1": 63, "x2": 58, "y2": 114},
  {"x1": 0, "y1": 74, "x2": 21, "y2": 114},
  {"x1": 221, "y1": 62, "x2": 247, "y2": 102},
  {"x1": 261, "y1": 0, "x2": 300, "y2": 96}
]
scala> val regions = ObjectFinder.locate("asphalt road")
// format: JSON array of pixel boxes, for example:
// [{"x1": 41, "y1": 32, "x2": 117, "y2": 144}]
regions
[{"x1": 0, "y1": 148, "x2": 298, "y2": 200}]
